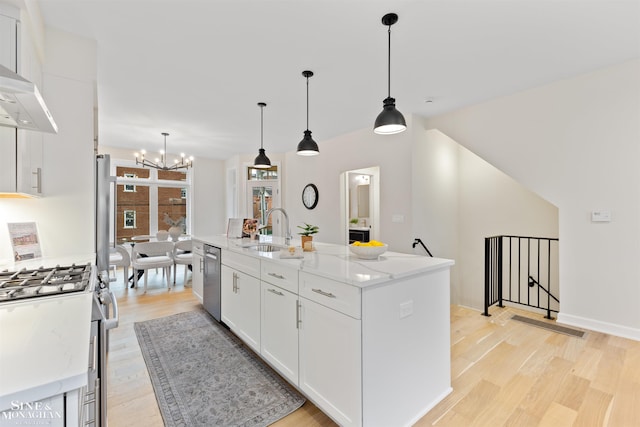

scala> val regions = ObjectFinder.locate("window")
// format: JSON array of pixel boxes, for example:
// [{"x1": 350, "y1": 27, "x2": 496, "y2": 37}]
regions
[
  {"x1": 113, "y1": 164, "x2": 191, "y2": 243},
  {"x1": 247, "y1": 165, "x2": 278, "y2": 181},
  {"x1": 123, "y1": 173, "x2": 136, "y2": 192},
  {"x1": 124, "y1": 210, "x2": 136, "y2": 229}
]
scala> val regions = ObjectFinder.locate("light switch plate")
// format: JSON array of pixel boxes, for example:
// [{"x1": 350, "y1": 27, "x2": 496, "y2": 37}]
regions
[
  {"x1": 591, "y1": 210, "x2": 611, "y2": 222},
  {"x1": 391, "y1": 214, "x2": 405, "y2": 223}
]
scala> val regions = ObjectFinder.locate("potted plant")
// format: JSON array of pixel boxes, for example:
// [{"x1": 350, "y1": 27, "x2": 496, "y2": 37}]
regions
[{"x1": 297, "y1": 223, "x2": 319, "y2": 251}]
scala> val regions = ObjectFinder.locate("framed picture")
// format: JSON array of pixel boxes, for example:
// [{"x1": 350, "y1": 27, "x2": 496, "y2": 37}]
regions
[
  {"x1": 227, "y1": 218, "x2": 244, "y2": 238},
  {"x1": 8, "y1": 222, "x2": 42, "y2": 261}
]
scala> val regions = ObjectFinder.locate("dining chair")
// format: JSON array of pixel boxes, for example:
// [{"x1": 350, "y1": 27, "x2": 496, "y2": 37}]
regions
[
  {"x1": 109, "y1": 244, "x2": 130, "y2": 286},
  {"x1": 131, "y1": 241, "x2": 174, "y2": 293},
  {"x1": 173, "y1": 239, "x2": 193, "y2": 285}
]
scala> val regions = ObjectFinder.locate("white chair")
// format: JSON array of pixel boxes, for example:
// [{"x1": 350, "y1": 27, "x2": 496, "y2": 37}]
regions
[
  {"x1": 131, "y1": 241, "x2": 174, "y2": 293},
  {"x1": 173, "y1": 239, "x2": 193, "y2": 286},
  {"x1": 109, "y1": 245, "x2": 130, "y2": 286}
]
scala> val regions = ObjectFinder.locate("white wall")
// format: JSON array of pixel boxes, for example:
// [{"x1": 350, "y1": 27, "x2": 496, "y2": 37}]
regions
[
  {"x1": 0, "y1": 29, "x2": 96, "y2": 262},
  {"x1": 426, "y1": 60, "x2": 640, "y2": 339},
  {"x1": 282, "y1": 118, "x2": 415, "y2": 252}
]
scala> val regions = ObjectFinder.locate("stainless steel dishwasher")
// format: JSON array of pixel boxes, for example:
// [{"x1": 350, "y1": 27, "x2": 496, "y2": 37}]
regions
[{"x1": 203, "y1": 244, "x2": 222, "y2": 321}]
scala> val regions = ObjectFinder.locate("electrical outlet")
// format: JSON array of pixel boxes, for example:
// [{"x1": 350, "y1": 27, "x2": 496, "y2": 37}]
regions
[{"x1": 400, "y1": 300, "x2": 413, "y2": 319}]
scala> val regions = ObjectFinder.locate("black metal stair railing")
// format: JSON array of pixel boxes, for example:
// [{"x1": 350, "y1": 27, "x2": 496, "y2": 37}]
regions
[
  {"x1": 412, "y1": 238, "x2": 433, "y2": 257},
  {"x1": 484, "y1": 235, "x2": 559, "y2": 319}
]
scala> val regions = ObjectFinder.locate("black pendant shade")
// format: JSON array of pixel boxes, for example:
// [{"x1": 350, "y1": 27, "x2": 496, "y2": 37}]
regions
[
  {"x1": 297, "y1": 70, "x2": 319, "y2": 156},
  {"x1": 253, "y1": 102, "x2": 271, "y2": 169},
  {"x1": 374, "y1": 13, "x2": 407, "y2": 135}
]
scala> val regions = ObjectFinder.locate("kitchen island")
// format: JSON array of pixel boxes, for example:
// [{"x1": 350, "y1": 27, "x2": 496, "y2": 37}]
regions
[{"x1": 193, "y1": 235, "x2": 454, "y2": 427}]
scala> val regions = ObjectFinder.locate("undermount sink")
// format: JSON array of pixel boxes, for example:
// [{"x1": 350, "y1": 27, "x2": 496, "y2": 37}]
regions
[{"x1": 248, "y1": 244, "x2": 285, "y2": 253}]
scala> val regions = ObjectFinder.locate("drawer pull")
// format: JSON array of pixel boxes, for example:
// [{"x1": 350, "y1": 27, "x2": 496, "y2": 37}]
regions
[
  {"x1": 267, "y1": 288, "x2": 284, "y2": 296},
  {"x1": 296, "y1": 300, "x2": 301, "y2": 329},
  {"x1": 268, "y1": 272, "x2": 286, "y2": 280},
  {"x1": 312, "y1": 288, "x2": 336, "y2": 298}
]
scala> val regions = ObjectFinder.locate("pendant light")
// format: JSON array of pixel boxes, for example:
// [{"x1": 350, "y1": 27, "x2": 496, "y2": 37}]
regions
[
  {"x1": 297, "y1": 70, "x2": 320, "y2": 156},
  {"x1": 374, "y1": 13, "x2": 406, "y2": 135},
  {"x1": 253, "y1": 102, "x2": 271, "y2": 169}
]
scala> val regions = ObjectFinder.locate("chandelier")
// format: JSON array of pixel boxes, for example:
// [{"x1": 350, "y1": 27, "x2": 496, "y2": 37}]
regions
[{"x1": 135, "y1": 132, "x2": 193, "y2": 171}]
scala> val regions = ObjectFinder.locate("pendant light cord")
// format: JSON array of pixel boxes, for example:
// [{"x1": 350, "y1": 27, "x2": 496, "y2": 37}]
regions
[
  {"x1": 260, "y1": 104, "x2": 264, "y2": 149},
  {"x1": 306, "y1": 75, "x2": 310, "y2": 131},
  {"x1": 387, "y1": 25, "x2": 391, "y2": 99}
]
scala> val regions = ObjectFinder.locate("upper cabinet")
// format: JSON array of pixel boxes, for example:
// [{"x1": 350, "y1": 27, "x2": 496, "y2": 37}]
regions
[{"x1": 0, "y1": 8, "x2": 44, "y2": 196}]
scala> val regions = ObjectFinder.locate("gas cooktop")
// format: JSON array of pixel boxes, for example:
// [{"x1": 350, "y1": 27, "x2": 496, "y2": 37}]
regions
[{"x1": 0, "y1": 263, "x2": 93, "y2": 302}]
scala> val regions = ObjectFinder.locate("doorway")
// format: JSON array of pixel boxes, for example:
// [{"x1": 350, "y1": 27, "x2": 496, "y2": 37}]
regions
[{"x1": 340, "y1": 166, "x2": 380, "y2": 245}]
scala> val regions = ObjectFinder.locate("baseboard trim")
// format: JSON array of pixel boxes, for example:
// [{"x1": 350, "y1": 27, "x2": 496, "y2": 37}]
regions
[{"x1": 557, "y1": 312, "x2": 640, "y2": 342}]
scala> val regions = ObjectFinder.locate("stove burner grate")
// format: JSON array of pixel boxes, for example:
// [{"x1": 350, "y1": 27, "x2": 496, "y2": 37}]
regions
[{"x1": 0, "y1": 263, "x2": 92, "y2": 302}]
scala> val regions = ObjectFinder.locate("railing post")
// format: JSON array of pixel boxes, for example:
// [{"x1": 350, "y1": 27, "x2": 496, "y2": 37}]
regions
[
  {"x1": 497, "y1": 236, "x2": 503, "y2": 308},
  {"x1": 483, "y1": 237, "x2": 491, "y2": 316}
]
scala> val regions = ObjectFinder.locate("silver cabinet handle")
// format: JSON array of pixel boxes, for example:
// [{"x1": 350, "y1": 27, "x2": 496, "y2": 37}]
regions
[
  {"x1": 199, "y1": 258, "x2": 204, "y2": 273},
  {"x1": 31, "y1": 167, "x2": 41, "y2": 193},
  {"x1": 312, "y1": 288, "x2": 336, "y2": 298},
  {"x1": 89, "y1": 335, "x2": 97, "y2": 372},
  {"x1": 233, "y1": 272, "x2": 239, "y2": 293},
  {"x1": 268, "y1": 272, "x2": 286, "y2": 280},
  {"x1": 267, "y1": 288, "x2": 284, "y2": 296},
  {"x1": 296, "y1": 300, "x2": 301, "y2": 329}
]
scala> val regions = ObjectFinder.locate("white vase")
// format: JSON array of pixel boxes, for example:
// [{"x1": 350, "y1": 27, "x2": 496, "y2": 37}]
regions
[
  {"x1": 168, "y1": 226, "x2": 182, "y2": 242},
  {"x1": 156, "y1": 230, "x2": 169, "y2": 241}
]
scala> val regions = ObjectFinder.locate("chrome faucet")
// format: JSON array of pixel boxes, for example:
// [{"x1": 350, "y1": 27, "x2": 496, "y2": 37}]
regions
[{"x1": 265, "y1": 208, "x2": 292, "y2": 245}]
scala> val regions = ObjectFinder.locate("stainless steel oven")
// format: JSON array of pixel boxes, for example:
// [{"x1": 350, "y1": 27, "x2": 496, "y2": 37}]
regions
[{"x1": 85, "y1": 272, "x2": 118, "y2": 427}]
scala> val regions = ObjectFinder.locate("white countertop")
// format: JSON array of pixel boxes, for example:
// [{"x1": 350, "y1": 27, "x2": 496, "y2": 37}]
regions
[
  {"x1": 0, "y1": 256, "x2": 95, "y2": 410},
  {"x1": 193, "y1": 235, "x2": 454, "y2": 287}
]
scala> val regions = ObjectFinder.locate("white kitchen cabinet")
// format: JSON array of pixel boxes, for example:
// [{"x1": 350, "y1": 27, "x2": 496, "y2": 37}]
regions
[
  {"x1": 191, "y1": 241, "x2": 204, "y2": 301},
  {"x1": 298, "y1": 274, "x2": 362, "y2": 427},
  {"x1": 205, "y1": 237, "x2": 453, "y2": 427},
  {"x1": 221, "y1": 264, "x2": 261, "y2": 352},
  {"x1": 0, "y1": 10, "x2": 44, "y2": 196},
  {"x1": 260, "y1": 281, "x2": 299, "y2": 384}
]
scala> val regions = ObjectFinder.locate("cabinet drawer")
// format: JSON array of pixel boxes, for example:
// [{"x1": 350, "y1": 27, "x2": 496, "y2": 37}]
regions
[
  {"x1": 261, "y1": 260, "x2": 298, "y2": 294},
  {"x1": 222, "y1": 250, "x2": 260, "y2": 278},
  {"x1": 299, "y1": 272, "x2": 361, "y2": 319}
]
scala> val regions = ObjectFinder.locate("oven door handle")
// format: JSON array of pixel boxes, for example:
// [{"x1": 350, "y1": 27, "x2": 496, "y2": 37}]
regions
[{"x1": 101, "y1": 288, "x2": 119, "y2": 330}]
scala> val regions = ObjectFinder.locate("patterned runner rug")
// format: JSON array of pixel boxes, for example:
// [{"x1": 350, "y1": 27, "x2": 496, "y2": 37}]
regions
[{"x1": 134, "y1": 309, "x2": 305, "y2": 426}]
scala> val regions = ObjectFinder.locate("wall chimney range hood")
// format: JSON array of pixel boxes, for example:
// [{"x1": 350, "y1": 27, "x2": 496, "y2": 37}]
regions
[{"x1": 0, "y1": 64, "x2": 58, "y2": 134}]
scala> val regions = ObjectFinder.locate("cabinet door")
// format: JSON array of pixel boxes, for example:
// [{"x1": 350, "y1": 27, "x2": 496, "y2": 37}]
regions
[
  {"x1": 299, "y1": 297, "x2": 362, "y2": 427},
  {"x1": 261, "y1": 282, "x2": 299, "y2": 384},
  {"x1": 191, "y1": 251, "x2": 204, "y2": 301},
  {"x1": 0, "y1": 13, "x2": 17, "y2": 71},
  {"x1": 221, "y1": 265, "x2": 261, "y2": 352},
  {"x1": 0, "y1": 127, "x2": 17, "y2": 192},
  {"x1": 17, "y1": 130, "x2": 43, "y2": 196}
]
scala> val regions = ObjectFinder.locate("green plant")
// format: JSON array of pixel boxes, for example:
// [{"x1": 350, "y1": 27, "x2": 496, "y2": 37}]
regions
[
  {"x1": 350, "y1": 218, "x2": 359, "y2": 225},
  {"x1": 297, "y1": 223, "x2": 319, "y2": 236}
]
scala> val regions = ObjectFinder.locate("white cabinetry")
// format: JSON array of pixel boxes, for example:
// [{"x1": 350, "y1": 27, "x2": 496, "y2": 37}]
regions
[
  {"x1": 221, "y1": 251, "x2": 261, "y2": 353},
  {"x1": 298, "y1": 272, "x2": 362, "y2": 427},
  {"x1": 212, "y1": 242, "x2": 452, "y2": 427},
  {"x1": 191, "y1": 240, "x2": 204, "y2": 301},
  {"x1": 260, "y1": 282, "x2": 299, "y2": 384},
  {"x1": 0, "y1": 9, "x2": 43, "y2": 196},
  {"x1": 260, "y1": 260, "x2": 299, "y2": 384}
]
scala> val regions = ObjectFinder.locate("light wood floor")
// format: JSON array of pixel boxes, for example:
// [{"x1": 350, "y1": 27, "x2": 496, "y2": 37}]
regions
[{"x1": 106, "y1": 269, "x2": 640, "y2": 426}]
